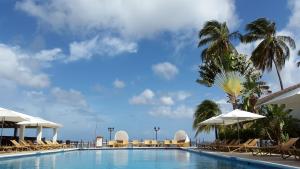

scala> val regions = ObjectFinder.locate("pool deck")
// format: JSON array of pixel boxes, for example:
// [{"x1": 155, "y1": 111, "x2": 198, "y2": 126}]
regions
[
  {"x1": 219, "y1": 152, "x2": 300, "y2": 168},
  {"x1": 0, "y1": 148, "x2": 79, "y2": 159},
  {"x1": 191, "y1": 149, "x2": 300, "y2": 168}
]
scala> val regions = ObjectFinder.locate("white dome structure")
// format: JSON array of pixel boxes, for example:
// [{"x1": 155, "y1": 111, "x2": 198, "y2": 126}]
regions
[
  {"x1": 174, "y1": 130, "x2": 190, "y2": 147},
  {"x1": 114, "y1": 130, "x2": 129, "y2": 141}
]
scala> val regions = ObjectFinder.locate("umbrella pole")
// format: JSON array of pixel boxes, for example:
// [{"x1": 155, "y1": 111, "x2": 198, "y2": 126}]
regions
[
  {"x1": 237, "y1": 118, "x2": 240, "y2": 144},
  {"x1": 0, "y1": 117, "x2": 4, "y2": 146}
]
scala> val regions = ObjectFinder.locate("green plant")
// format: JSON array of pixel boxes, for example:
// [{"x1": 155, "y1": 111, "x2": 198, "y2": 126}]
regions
[
  {"x1": 242, "y1": 18, "x2": 296, "y2": 90},
  {"x1": 193, "y1": 100, "x2": 221, "y2": 137},
  {"x1": 255, "y1": 104, "x2": 299, "y2": 144}
]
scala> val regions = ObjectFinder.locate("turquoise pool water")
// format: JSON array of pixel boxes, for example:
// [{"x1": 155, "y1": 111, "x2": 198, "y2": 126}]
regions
[{"x1": 0, "y1": 149, "x2": 286, "y2": 169}]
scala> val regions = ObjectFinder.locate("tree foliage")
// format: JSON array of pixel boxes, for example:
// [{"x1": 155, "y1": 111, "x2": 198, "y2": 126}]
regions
[
  {"x1": 242, "y1": 18, "x2": 296, "y2": 90},
  {"x1": 193, "y1": 100, "x2": 221, "y2": 136}
]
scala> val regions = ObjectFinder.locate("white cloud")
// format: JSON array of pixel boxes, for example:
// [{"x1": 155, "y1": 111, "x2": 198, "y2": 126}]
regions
[
  {"x1": 129, "y1": 89, "x2": 155, "y2": 105},
  {"x1": 0, "y1": 44, "x2": 54, "y2": 88},
  {"x1": 287, "y1": 0, "x2": 300, "y2": 34},
  {"x1": 0, "y1": 86, "x2": 104, "y2": 140},
  {"x1": 113, "y1": 79, "x2": 126, "y2": 89},
  {"x1": 152, "y1": 62, "x2": 179, "y2": 80},
  {"x1": 35, "y1": 48, "x2": 63, "y2": 61},
  {"x1": 149, "y1": 105, "x2": 194, "y2": 118},
  {"x1": 160, "y1": 96, "x2": 174, "y2": 106},
  {"x1": 67, "y1": 36, "x2": 137, "y2": 62},
  {"x1": 175, "y1": 91, "x2": 192, "y2": 101},
  {"x1": 51, "y1": 87, "x2": 87, "y2": 107},
  {"x1": 16, "y1": 0, "x2": 239, "y2": 39}
]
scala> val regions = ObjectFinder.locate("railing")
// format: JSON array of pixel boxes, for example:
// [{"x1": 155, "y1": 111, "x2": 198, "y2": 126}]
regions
[{"x1": 71, "y1": 139, "x2": 198, "y2": 149}]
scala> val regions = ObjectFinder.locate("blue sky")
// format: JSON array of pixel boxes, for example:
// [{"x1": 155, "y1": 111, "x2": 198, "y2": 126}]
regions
[{"x1": 0, "y1": 0, "x2": 300, "y2": 141}]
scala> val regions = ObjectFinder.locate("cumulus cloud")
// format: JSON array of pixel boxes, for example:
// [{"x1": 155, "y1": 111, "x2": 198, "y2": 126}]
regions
[
  {"x1": 149, "y1": 105, "x2": 194, "y2": 118},
  {"x1": 287, "y1": 0, "x2": 300, "y2": 33},
  {"x1": 0, "y1": 44, "x2": 58, "y2": 88},
  {"x1": 174, "y1": 91, "x2": 192, "y2": 101},
  {"x1": 152, "y1": 62, "x2": 179, "y2": 80},
  {"x1": 129, "y1": 89, "x2": 155, "y2": 105},
  {"x1": 0, "y1": 86, "x2": 103, "y2": 140},
  {"x1": 160, "y1": 96, "x2": 174, "y2": 106},
  {"x1": 51, "y1": 87, "x2": 88, "y2": 107},
  {"x1": 67, "y1": 36, "x2": 137, "y2": 62},
  {"x1": 35, "y1": 48, "x2": 63, "y2": 61},
  {"x1": 16, "y1": 0, "x2": 239, "y2": 39},
  {"x1": 113, "y1": 79, "x2": 126, "y2": 89}
]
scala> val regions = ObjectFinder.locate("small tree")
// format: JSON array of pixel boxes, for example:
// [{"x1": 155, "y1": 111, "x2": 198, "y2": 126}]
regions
[{"x1": 193, "y1": 100, "x2": 221, "y2": 138}]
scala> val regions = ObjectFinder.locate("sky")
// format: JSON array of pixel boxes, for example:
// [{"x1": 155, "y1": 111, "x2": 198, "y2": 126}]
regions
[{"x1": 0, "y1": 0, "x2": 299, "y2": 141}]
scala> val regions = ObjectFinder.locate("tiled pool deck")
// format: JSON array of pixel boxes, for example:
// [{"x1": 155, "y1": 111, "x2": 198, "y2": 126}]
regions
[{"x1": 190, "y1": 148, "x2": 300, "y2": 168}]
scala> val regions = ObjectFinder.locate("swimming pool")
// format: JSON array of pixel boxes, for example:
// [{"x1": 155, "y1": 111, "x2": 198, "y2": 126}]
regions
[{"x1": 0, "y1": 149, "x2": 292, "y2": 169}]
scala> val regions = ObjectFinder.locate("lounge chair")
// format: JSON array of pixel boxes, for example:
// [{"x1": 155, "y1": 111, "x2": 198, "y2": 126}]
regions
[
  {"x1": 143, "y1": 140, "x2": 152, "y2": 147},
  {"x1": 53, "y1": 140, "x2": 67, "y2": 148},
  {"x1": 108, "y1": 140, "x2": 116, "y2": 147},
  {"x1": 0, "y1": 146, "x2": 12, "y2": 152},
  {"x1": 37, "y1": 140, "x2": 53, "y2": 149},
  {"x1": 229, "y1": 139, "x2": 259, "y2": 152},
  {"x1": 10, "y1": 140, "x2": 30, "y2": 151},
  {"x1": 177, "y1": 139, "x2": 190, "y2": 147},
  {"x1": 251, "y1": 137, "x2": 299, "y2": 159},
  {"x1": 45, "y1": 140, "x2": 61, "y2": 148},
  {"x1": 171, "y1": 140, "x2": 178, "y2": 147},
  {"x1": 163, "y1": 140, "x2": 171, "y2": 147},
  {"x1": 198, "y1": 139, "x2": 222, "y2": 150},
  {"x1": 151, "y1": 140, "x2": 158, "y2": 147},
  {"x1": 26, "y1": 140, "x2": 45, "y2": 150},
  {"x1": 218, "y1": 139, "x2": 240, "y2": 151},
  {"x1": 19, "y1": 140, "x2": 40, "y2": 150},
  {"x1": 132, "y1": 140, "x2": 141, "y2": 147}
]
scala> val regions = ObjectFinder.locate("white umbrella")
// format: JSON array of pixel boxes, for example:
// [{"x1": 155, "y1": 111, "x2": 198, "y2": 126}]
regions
[
  {"x1": 200, "y1": 114, "x2": 237, "y2": 125},
  {"x1": 0, "y1": 108, "x2": 29, "y2": 146},
  {"x1": 17, "y1": 117, "x2": 62, "y2": 128},
  {"x1": 221, "y1": 109, "x2": 265, "y2": 142},
  {"x1": 199, "y1": 115, "x2": 236, "y2": 140}
]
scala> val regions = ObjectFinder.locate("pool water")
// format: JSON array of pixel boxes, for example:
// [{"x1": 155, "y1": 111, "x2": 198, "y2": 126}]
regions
[{"x1": 0, "y1": 149, "x2": 282, "y2": 169}]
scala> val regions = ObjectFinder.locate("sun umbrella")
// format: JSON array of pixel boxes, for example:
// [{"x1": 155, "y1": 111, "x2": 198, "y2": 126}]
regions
[
  {"x1": 221, "y1": 109, "x2": 265, "y2": 143},
  {"x1": 199, "y1": 114, "x2": 237, "y2": 125},
  {"x1": 0, "y1": 108, "x2": 29, "y2": 146},
  {"x1": 199, "y1": 115, "x2": 237, "y2": 140},
  {"x1": 17, "y1": 117, "x2": 62, "y2": 128}
]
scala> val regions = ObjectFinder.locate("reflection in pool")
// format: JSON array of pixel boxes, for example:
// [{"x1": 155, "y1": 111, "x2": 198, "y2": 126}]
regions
[{"x1": 0, "y1": 149, "x2": 281, "y2": 169}]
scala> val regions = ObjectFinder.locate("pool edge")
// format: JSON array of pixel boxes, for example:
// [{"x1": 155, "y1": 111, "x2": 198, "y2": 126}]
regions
[{"x1": 182, "y1": 148, "x2": 299, "y2": 169}]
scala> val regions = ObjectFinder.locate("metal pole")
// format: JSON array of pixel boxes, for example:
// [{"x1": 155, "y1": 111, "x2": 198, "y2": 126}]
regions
[
  {"x1": 154, "y1": 127, "x2": 160, "y2": 140},
  {"x1": 237, "y1": 118, "x2": 240, "y2": 144},
  {"x1": 108, "y1": 127, "x2": 114, "y2": 141}
]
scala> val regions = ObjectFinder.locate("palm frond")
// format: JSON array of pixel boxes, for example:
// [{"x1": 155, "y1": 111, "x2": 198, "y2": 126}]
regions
[
  {"x1": 277, "y1": 36, "x2": 296, "y2": 49},
  {"x1": 215, "y1": 71, "x2": 245, "y2": 97}
]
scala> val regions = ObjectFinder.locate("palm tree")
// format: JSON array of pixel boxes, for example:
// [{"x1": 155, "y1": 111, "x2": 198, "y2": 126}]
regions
[
  {"x1": 259, "y1": 104, "x2": 293, "y2": 144},
  {"x1": 242, "y1": 18, "x2": 296, "y2": 90},
  {"x1": 198, "y1": 20, "x2": 241, "y2": 62},
  {"x1": 193, "y1": 100, "x2": 221, "y2": 138},
  {"x1": 215, "y1": 71, "x2": 245, "y2": 109},
  {"x1": 241, "y1": 77, "x2": 271, "y2": 112}
]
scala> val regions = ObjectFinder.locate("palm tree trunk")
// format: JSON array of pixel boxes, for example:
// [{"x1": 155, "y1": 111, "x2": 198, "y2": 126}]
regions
[
  {"x1": 229, "y1": 95, "x2": 238, "y2": 110},
  {"x1": 214, "y1": 126, "x2": 218, "y2": 139},
  {"x1": 273, "y1": 59, "x2": 284, "y2": 90}
]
